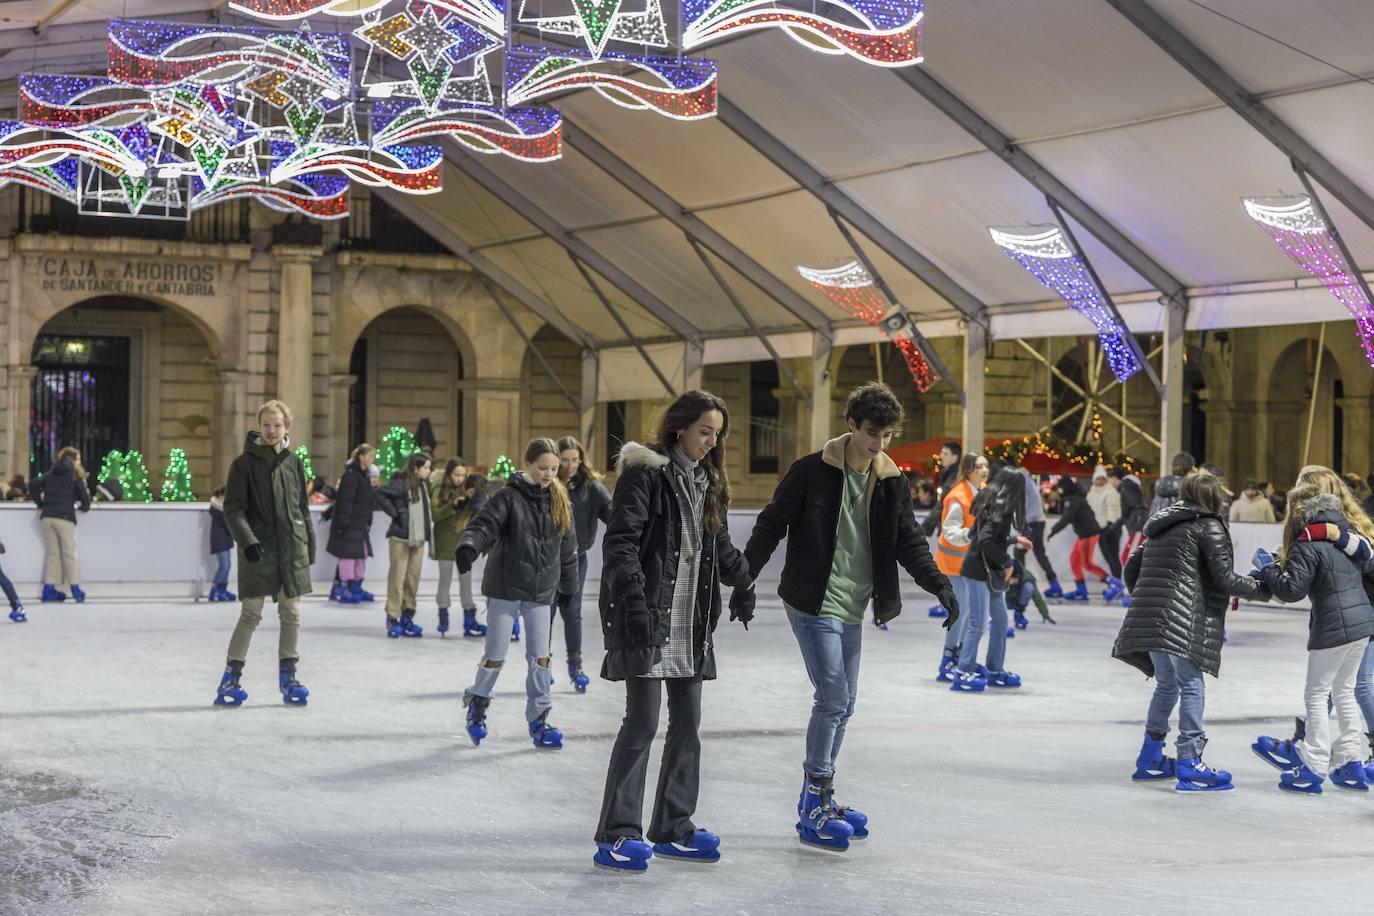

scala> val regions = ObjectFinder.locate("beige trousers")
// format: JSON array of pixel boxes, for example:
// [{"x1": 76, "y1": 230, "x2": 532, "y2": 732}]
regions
[
  {"x1": 386, "y1": 538, "x2": 424, "y2": 619},
  {"x1": 41, "y1": 517, "x2": 80, "y2": 586},
  {"x1": 226, "y1": 592, "x2": 301, "y2": 663}
]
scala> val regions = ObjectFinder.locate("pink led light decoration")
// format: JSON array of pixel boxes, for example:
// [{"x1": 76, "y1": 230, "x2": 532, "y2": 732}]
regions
[
  {"x1": 1244, "y1": 196, "x2": 1374, "y2": 367},
  {"x1": 798, "y1": 260, "x2": 939, "y2": 393}
]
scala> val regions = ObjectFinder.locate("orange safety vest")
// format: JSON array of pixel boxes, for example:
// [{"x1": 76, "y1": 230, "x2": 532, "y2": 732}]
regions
[{"x1": 936, "y1": 479, "x2": 978, "y2": 577}]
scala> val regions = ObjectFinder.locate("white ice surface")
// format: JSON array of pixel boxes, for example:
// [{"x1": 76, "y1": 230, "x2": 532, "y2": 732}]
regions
[{"x1": 1, "y1": 578, "x2": 1371, "y2": 916}]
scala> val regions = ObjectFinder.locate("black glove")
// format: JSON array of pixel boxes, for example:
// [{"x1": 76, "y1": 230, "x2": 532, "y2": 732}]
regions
[
  {"x1": 938, "y1": 586, "x2": 961, "y2": 630},
  {"x1": 455, "y1": 544, "x2": 477, "y2": 575},
  {"x1": 244, "y1": 543, "x2": 264, "y2": 563},
  {"x1": 622, "y1": 592, "x2": 654, "y2": 648},
  {"x1": 729, "y1": 585, "x2": 756, "y2": 629}
]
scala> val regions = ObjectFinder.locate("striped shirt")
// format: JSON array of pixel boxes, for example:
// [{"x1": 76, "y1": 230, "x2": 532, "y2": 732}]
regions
[{"x1": 643, "y1": 448, "x2": 706, "y2": 679}]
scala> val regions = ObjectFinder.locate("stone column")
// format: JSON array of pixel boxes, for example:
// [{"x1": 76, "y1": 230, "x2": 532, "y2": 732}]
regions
[
  {"x1": 325, "y1": 373, "x2": 358, "y2": 481},
  {"x1": 1159, "y1": 298, "x2": 1187, "y2": 472},
  {"x1": 5, "y1": 364, "x2": 36, "y2": 479},
  {"x1": 215, "y1": 367, "x2": 250, "y2": 488},
  {"x1": 961, "y1": 321, "x2": 986, "y2": 451},
  {"x1": 272, "y1": 245, "x2": 322, "y2": 449}
]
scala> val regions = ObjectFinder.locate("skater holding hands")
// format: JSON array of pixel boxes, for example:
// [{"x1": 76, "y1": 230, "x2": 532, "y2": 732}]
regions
[
  {"x1": 934, "y1": 451, "x2": 988, "y2": 686},
  {"x1": 213, "y1": 401, "x2": 314, "y2": 708},
  {"x1": 744, "y1": 382, "x2": 954, "y2": 850}
]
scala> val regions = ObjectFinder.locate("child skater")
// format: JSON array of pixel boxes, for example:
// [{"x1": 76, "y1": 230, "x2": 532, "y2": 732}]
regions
[
  {"x1": 1250, "y1": 482, "x2": 1374, "y2": 794},
  {"x1": 430, "y1": 457, "x2": 475, "y2": 637},
  {"x1": 208, "y1": 487, "x2": 236, "y2": 602},
  {"x1": 1048, "y1": 476, "x2": 1105, "y2": 602},
  {"x1": 555, "y1": 435, "x2": 613, "y2": 693},
  {"x1": 455, "y1": 438, "x2": 578, "y2": 750},
  {"x1": 1111, "y1": 474, "x2": 1266, "y2": 791},
  {"x1": 375, "y1": 452, "x2": 433, "y2": 638},
  {"x1": 326, "y1": 444, "x2": 377, "y2": 605},
  {"x1": 214, "y1": 400, "x2": 314, "y2": 708},
  {"x1": 592, "y1": 391, "x2": 754, "y2": 872},
  {"x1": 955, "y1": 467, "x2": 1032, "y2": 691},
  {"x1": 744, "y1": 382, "x2": 954, "y2": 851}
]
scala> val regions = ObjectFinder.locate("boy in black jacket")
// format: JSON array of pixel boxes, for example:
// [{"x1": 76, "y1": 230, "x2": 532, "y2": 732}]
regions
[{"x1": 744, "y1": 382, "x2": 955, "y2": 852}]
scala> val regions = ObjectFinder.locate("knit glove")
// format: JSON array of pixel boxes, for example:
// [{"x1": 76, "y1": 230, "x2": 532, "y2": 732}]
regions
[
  {"x1": 244, "y1": 543, "x2": 264, "y2": 563},
  {"x1": 1252, "y1": 547, "x2": 1276, "y2": 570},
  {"x1": 729, "y1": 585, "x2": 756, "y2": 630},
  {"x1": 455, "y1": 544, "x2": 478, "y2": 575},
  {"x1": 938, "y1": 585, "x2": 961, "y2": 630},
  {"x1": 622, "y1": 593, "x2": 655, "y2": 649}
]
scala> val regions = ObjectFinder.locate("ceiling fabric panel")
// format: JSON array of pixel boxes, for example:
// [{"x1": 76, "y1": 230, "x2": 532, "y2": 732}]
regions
[{"x1": 469, "y1": 144, "x2": 657, "y2": 235}]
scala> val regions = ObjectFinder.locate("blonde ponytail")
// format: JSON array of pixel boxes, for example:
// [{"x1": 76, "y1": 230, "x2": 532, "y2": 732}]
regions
[{"x1": 549, "y1": 477, "x2": 573, "y2": 534}]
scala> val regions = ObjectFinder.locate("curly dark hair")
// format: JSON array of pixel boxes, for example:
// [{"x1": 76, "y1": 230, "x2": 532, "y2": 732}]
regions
[{"x1": 844, "y1": 381, "x2": 903, "y2": 431}]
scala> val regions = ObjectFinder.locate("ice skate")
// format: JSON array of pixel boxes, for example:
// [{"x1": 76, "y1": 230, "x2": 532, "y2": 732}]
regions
[
  {"x1": 652, "y1": 828, "x2": 721, "y2": 863},
  {"x1": 399, "y1": 610, "x2": 423, "y2": 638},
  {"x1": 1132, "y1": 732, "x2": 1175, "y2": 781},
  {"x1": 1103, "y1": 576, "x2": 1125, "y2": 602},
  {"x1": 1063, "y1": 581, "x2": 1090, "y2": 602},
  {"x1": 462, "y1": 607, "x2": 487, "y2": 638},
  {"x1": 1043, "y1": 578, "x2": 1064, "y2": 600},
  {"x1": 927, "y1": 604, "x2": 948, "y2": 619},
  {"x1": 1175, "y1": 757, "x2": 1233, "y2": 792},
  {"x1": 437, "y1": 608, "x2": 450, "y2": 637},
  {"x1": 529, "y1": 711, "x2": 563, "y2": 750},
  {"x1": 279, "y1": 658, "x2": 309, "y2": 707},
  {"x1": 1278, "y1": 763, "x2": 1323, "y2": 795},
  {"x1": 1329, "y1": 761, "x2": 1369, "y2": 792},
  {"x1": 40, "y1": 584, "x2": 66, "y2": 603},
  {"x1": 213, "y1": 661, "x2": 247, "y2": 707},
  {"x1": 949, "y1": 669, "x2": 986, "y2": 692},
  {"x1": 985, "y1": 669, "x2": 1021, "y2": 688},
  {"x1": 568, "y1": 660, "x2": 589, "y2": 693},
  {"x1": 796, "y1": 774, "x2": 854, "y2": 852},
  {"x1": 594, "y1": 837, "x2": 653, "y2": 873},
  {"x1": 1253, "y1": 718, "x2": 1305, "y2": 771},
  {"x1": 466, "y1": 696, "x2": 489, "y2": 746},
  {"x1": 9, "y1": 604, "x2": 26, "y2": 623}
]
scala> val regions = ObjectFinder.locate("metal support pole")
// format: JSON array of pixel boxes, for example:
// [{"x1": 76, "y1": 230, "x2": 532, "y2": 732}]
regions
[
  {"x1": 685, "y1": 234, "x2": 811, "y2": 408},
  {"x1": 1046, "y1": 198, "x2": 1165, "y2": 398},
  {"x1": 828, "y1": 208, "x2": 965, "y2": 400},
  {"x1": 477, "y1": 276, "x2": 581, "y2": 414},
  {"x1": 1302, "y1": 323, "x2": 1327, "y2": 468},
  {"x1": 569, "y1": 254, "x2": 677, "y2": 398}
]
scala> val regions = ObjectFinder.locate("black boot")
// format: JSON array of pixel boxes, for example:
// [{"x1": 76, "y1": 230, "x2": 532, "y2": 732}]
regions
[{"x1": 438, "y1": 607, "x2": 450, "y2": 637}]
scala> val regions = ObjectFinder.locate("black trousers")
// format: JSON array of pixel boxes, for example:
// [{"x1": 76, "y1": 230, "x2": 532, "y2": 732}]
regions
[
  {"x1": 1015, "y1": 520, "x2": 1057, "y2": 582},
  {"x1": 551, "y1": 553, "x2": 589, "y2": 663},
  {"x1": 595, "y1": 674, "x2": 703, "y2": 845},
  {"x1": 1097, "y1": 525, "x2": 1123, "y2": 578}
]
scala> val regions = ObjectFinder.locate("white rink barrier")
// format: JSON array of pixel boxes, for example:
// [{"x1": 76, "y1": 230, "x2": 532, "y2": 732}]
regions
[{"x1": 0, "y1": 503, "x2": 1290, "y2": 606}]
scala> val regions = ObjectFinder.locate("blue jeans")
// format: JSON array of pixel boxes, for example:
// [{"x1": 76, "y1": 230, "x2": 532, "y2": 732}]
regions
[
  {"x1": 1146, "y1": 651, "x2": 1206, "y2": 760},
  {"x1": 464, "y1": 598, "x2": 553, "y2": 722},
  {"x1": 0, "y1": 560, "x2": 17, "y2": 609},
  {"x1": 789, "y1": 611, "x2": 862, "y2": 778},
  {"x1": 213, "y1": 550, "x2": 232, "y2": 587},
  {"x1": 552, "y1": 552, "x2": 590, "y2": 663},
  {"x1": 1356, "y1": 640, "x2": 1374, "y2": 733},
  {"x1": 943, "y1": 575, "x2": 970, "y2": 652},
  {"x1": 1011, "y1": 580, "x2": 1034, "y2": 614},
  {"x1": 957, "y1": 580, "x2": 1007, "y2": 673}
]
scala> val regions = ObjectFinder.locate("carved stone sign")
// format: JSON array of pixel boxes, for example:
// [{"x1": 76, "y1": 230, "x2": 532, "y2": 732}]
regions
[{"x1": 38, "y1": 257, "x2": 219, "y2": 298}]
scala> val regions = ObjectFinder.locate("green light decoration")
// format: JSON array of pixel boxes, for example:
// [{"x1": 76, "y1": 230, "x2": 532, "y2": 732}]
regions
[
  {"x1": 378, "y1": 425, "x2": 418, "y2": 479},
  {"x1": 488, "y1": 455, "x2": 515, "y2": 482},
  {"x1": 159, "y1": 447, "x2": 195, "y2": 502},
  {"x1": 99, "y1": 449, "x2": 153, "y2": 503},
  {"x1": 294, "y1": 444, "x2": 316, "y2": 481}
]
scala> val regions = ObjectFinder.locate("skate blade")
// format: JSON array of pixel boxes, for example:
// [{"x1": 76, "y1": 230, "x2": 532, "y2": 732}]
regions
[
  {"x1": 1175, "y1": 782, "x2": 1234, "y2": 793},
  {"x1": 1250, "y1": 746, "x2": 1298, "y2": 772},
  {"x1": 1276, "y1": 785, "x2": 1322, "y2": 796},
  {"x1": 1329, "y1": 783, "x2": 1369, "y2": 793},
  {"x1": 797, "y1": 836, "x2": 851, "y2": 853},
  {"x1": 593, "y1": 859, "x2": 649, "y2": 874},
  {"x1": 651, "y1": 852, "x2": 720, "y2": 864}
]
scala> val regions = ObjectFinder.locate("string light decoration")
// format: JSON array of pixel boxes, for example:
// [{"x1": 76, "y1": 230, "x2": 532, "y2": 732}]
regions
[
  {"x1": 294, "y1": 444, "x2": 317, "y2": 481},
  {"x1": 378, "y1": 425, "x2": 418, "y2": 479},
  {"x1": 987, "y1": 433, "x2": 1151, "y2": 476},
  {"x1": 488, "y1": 454, "x2": 515, "y2": 481},
  {"x1": 1244, "y1": 196, "x2": 1374, "y2": 367},
  {"x1": 99, "y1": 449, "x2": 153, "y2": 504},
  {"x1": 160, "y1": 447, "x2": 196, "y2": 502},
  {"x1": 682, "y1": 0, "x2": 924, "y2": 67},
  {"x1": 989, "y1": 226, "x2": 1141, "y2": 382},
  {"x1": 798, "y1": 260, "x2": 939, "y2": 392}
]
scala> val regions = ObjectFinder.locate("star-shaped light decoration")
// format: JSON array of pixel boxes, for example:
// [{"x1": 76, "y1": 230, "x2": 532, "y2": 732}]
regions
[{"x1": 400, "y1": 4, "x2": 460, "y2": 66}]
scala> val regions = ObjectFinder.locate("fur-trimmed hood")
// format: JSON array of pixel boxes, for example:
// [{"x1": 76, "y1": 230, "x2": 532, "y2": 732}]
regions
[
  {"x1": 1297, "y1": 492, "x2": 1343, "y2": 523},
  {"x1": 820, "y1": 434, "x2": 902, "y2": 480},
  {"x1": 617, "y1": 441, "x2": 670, "y2": 472}
]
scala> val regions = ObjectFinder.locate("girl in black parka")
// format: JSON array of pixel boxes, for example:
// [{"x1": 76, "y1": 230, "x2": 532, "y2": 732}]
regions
[
  {"x1": 1250, "y1": 483, "x2": 1374, "y2": 795},
  {"x1": 455, "y1": 437, "x2": 578, "y2": 751},
  {"x1": 326, "y1": 444, "x2": 377, "y2": 605},
  {"x1": 592, "y1": 391, "x2": 753, "y2": 873},
  {"x1": 1112, "y1": 474, "x2": 1266, "y2": 792}
]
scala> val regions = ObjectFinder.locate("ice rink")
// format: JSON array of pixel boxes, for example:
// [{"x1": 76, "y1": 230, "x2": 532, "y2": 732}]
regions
[{"x1": 3, "y1": 577, "x2": 1373, "y2": 915}]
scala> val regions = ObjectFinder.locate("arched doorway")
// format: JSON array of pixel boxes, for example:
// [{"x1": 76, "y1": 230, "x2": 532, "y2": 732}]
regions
[
  {"x1": 1268, "y1": 338, "x2": 1344, "y2": 481},
  {"x1": 30, "y1": 296, "x2": 218, "y2": 494},
  {"x1": 347, "y1": 308, "x2": 466, "y2": 463}
]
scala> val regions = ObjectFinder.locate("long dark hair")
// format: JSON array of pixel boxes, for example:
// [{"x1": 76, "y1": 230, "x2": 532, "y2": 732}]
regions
[
  {"x1": 648, "y1": 389, "x2": 731, "y2": 534},
  {"x1": 972, "y1": 467, "x2": 1027, "y2": 531},
  {"x1": 556, "y1": 435, "x2": 601, "y2": 486},
  {"x1": 403, "y1": 452, "x2": 432, "y2": 501},
  {"x1": 436, "y1": 457, "x2": 466, "y2": 505}
]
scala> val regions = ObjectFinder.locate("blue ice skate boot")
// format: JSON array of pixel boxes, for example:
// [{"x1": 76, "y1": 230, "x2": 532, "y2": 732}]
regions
[
  {"x1": 796, "y1": 774, "x2": 854, "y2": 852},
  {"x1": 399, "y1": 610, "x2": 423, "y2": 638},
  {"x1": 1278, "y1": 763, "x2": 1323, "y2": 795},
  {"x1": 386, "y1": 613, "x2": 405, "y2": 638},
  {"x1": 511, "y1": 616, "x2": 521, "y2": 642},
  {"x1": 1063, "y1": 580, "x2": 1090, "y2": 602},
  {"x1": 1103, "y1": 576, "x2": 1125, "y2": 603},
  {"x1": 466, "y1": 697, "x2": 489, "y2": 746},
  {"x1": 1253, "y1": 718, "x2": 1305, "y2": 771},
  {"x1": 329, "y1": 580, "x2": 345, "y2": 602},
  {"x1": 949, "y1": 668, "x2": 987, "y2": 693},
  {"x1": 937, "y1": 647, "x2": 959, "y2": 682},
  {"x1": 594, "y1": 837, "x2": 653, "y2": 873},
  {"x1": 653, "y1": 828, "x2": 720, "y2": 863},
  {"x1": 529, "y1": 711, "x2": 563, "y2": 750},
  {"x1": 219, "y1": 584, "x2": 237, "y2": 602},
  {"x1": 829, "y1": 780, "x2": 869, "y2": 839},
  {"x1": 335, "y1": 583, "x2": 358, "y2": 605},
  {"x1": 349, "y1": 580, "x2": 374, "y2": 603},
  {"x1": 207, "y1": 585, "x2": 222, "y2": 602},
  {"x1": 1132, "y1": 731, "x2": 1176, "y2": 781},
  {"x1": 437, "y1": 608, "x2": 450, "y2": 637},
  {"x1": 213, "y1": 661, "x2": 247, "y2": 707},
  {"x1": 1014, "y1": 609, "x2": 1029, "y2": 629},
  {"x1": 1330, "y1": 761, "x2": 1369, "y2": 792},
  {"x1": 279, "y1": 658, "x2": 309, "y2": 707},
  {"x1": 928, "y1": 604, "x2": 948, "y2": 619},
  {"x1": 986, "y1": 669, "x2": 1022, "y2": 688},
  {"x1": 1043, "y1": 578, "x2": 1064, "y2": 600},
  {"x1": 1006, "y1": 626, "x2": 1015, "y2": 639},
  {"x1": 1121, "y1": 595, "x2": 1131, "y2": 609},
  {"x1": 462, "y1": 607, "x2": 487, "y2": 638},
  {"x1": 40, "y1": 584, "x2": 66, "y2": 602},
  {"x1": 1175, "y1": 757, "x2": 1233, "y2": 792},
  {"x1": 9, "y1": 604, "x2": 26, "y2": 623},
  {"x1": 68, "y1": 585, "x2": 85, "y2": 603},
  {"x1": 569, "y1": 659, "x2": 589, "y2": 694}
]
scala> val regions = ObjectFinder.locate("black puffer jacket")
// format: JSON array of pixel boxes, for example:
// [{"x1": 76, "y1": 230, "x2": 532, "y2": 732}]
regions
[
  {"x1": 599, "y1": 443, "x2": 751, "y2": 682},
  {"x1": 1257, "y1": 495, "x2": 1374, "y2": 651},
  {"x1": 326, "y1": 462, "x2": 374, "y2": 559},
  {"x1": 32, "y1": 458, "x2": 91, "y2": 523},
  {"x1": 960, "y1": 511, "x2": 1014, "y2": 586},
  {"x1": 1049, "y1": 479, "x2": 1100, "y2": 539},
  {"x1": 568, "y1": 475, "x2": 613, "y2": 554},
  {"x1": 1119, "y1": 476, "x2": 1148, "y2": 534},
  {"x1": 375, "y1": 472, "x2": 431, "y2": 543},
  {"x1": 1113, "y1": 502, "x2": 1268, "y2": 677},
  {"x1": 458, "y1": 474, "x2": 577, "y2": 604}
]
